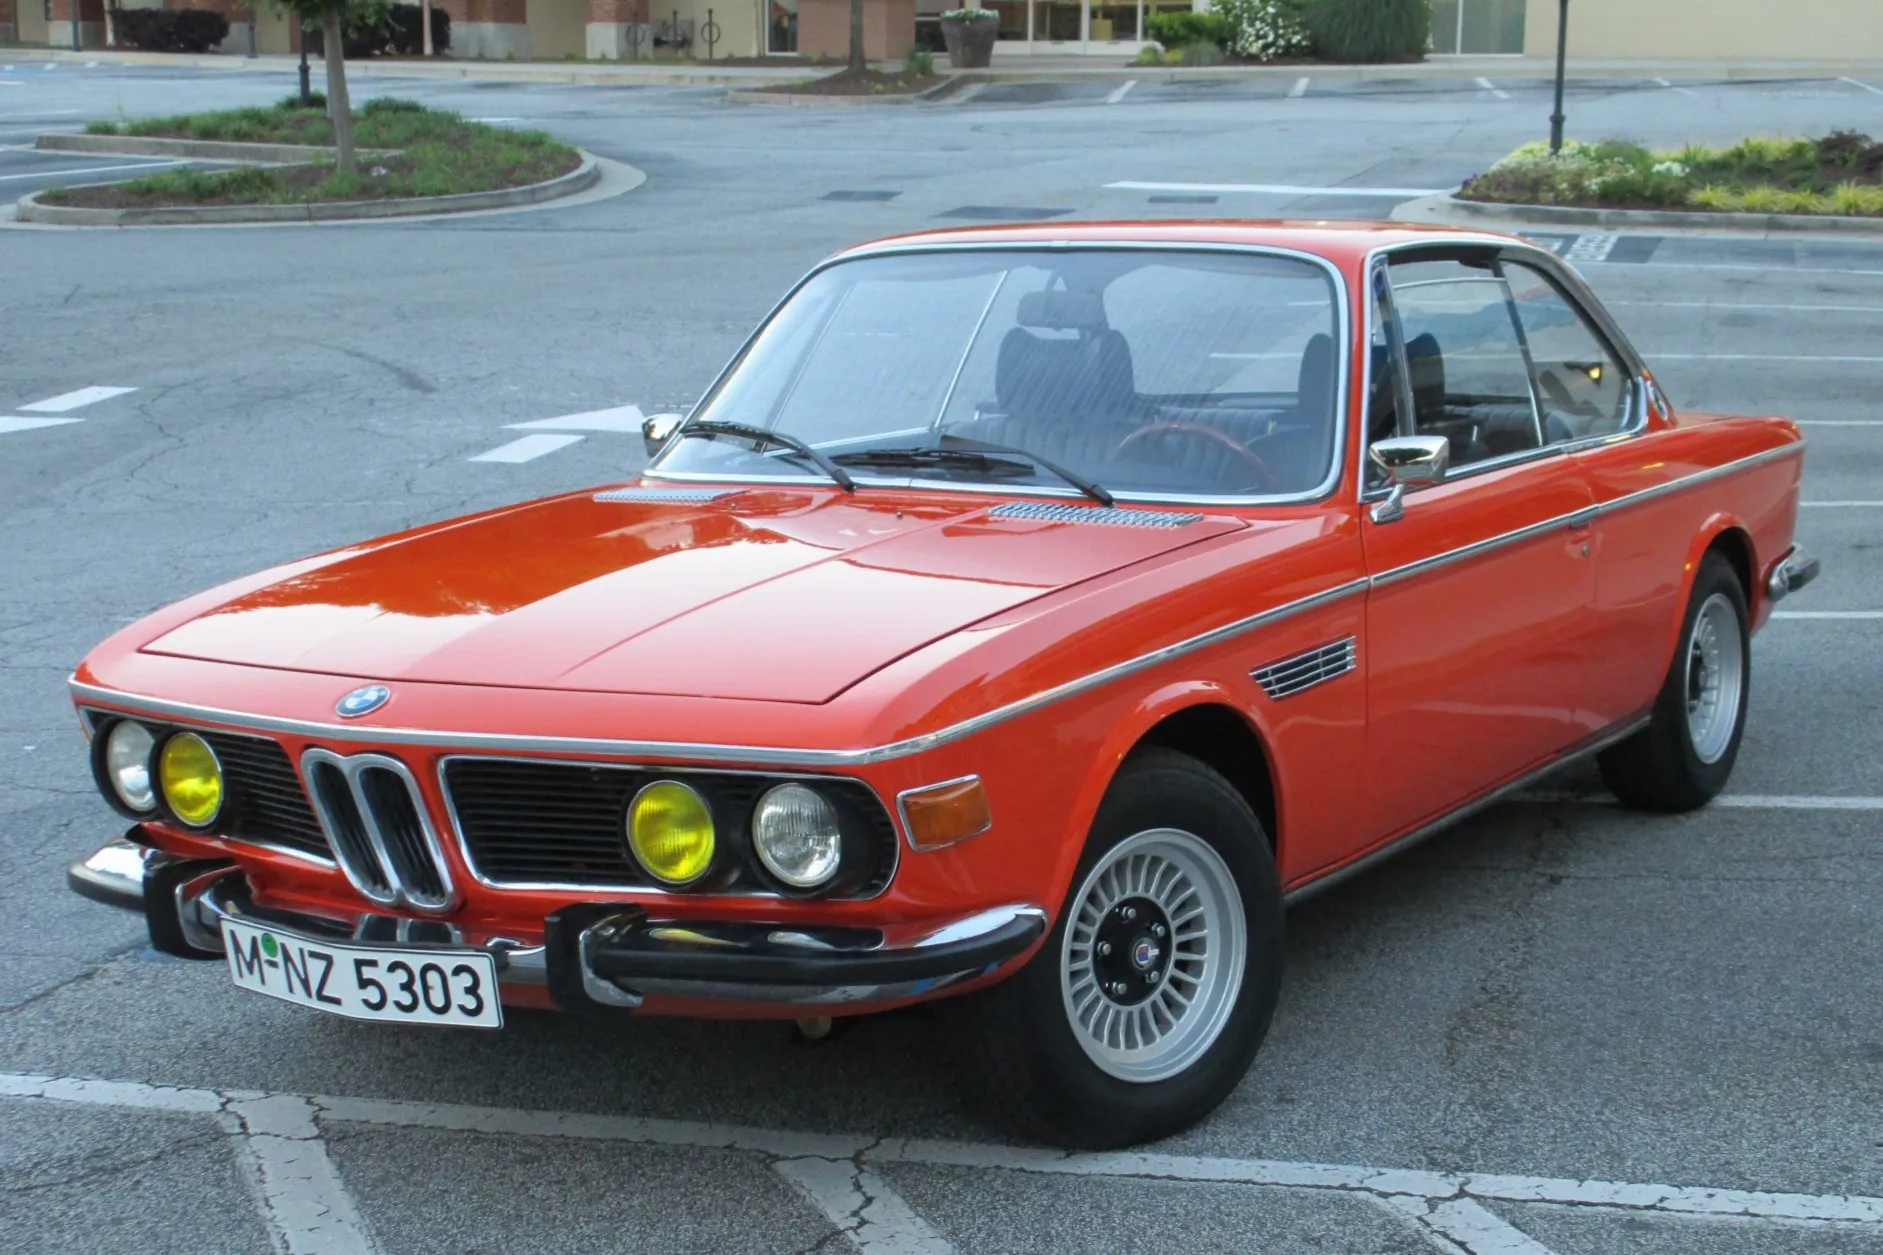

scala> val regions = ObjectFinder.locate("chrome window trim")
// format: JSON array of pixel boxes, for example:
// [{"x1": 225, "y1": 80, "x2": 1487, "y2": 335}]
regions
[
  {"x1": 301, "y1": 748, "x2": 458, "y2": 913},
  {"x1": 65, "y1": 443, "x2": 1799, "y2": 774},
  {"x1": 643, "y1": 240, "x2": 1355, "y2": 509},
  {"x1": 435, "y1": 754, "x2": 900, "y2": 898},
  {"x1": 1358, "y1": 239, "x2": 1652, "y2": 503}
]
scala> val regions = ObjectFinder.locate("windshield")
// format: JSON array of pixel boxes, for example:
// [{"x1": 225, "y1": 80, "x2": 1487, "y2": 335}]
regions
[{"x1": 649, "y1": 248, "x2": 1344, "y2": 500}]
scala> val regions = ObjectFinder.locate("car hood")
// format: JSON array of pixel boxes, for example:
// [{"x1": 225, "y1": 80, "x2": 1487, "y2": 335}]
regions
[{"x1": 141, "y1": 488, "x2": 1244, "y2": 703}]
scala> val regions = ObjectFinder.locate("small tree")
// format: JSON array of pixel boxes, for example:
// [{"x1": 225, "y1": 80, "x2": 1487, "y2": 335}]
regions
[
  {"x1": 271, "y1": 0, "x2": 387, "y2": 172},
  {"x1": 847, "y1": 0, "x2": 865, "y2": 73}
]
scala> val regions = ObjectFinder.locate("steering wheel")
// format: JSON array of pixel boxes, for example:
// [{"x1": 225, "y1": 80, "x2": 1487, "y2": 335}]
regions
[{"x1": 1114, "y1": 422, "x2": 1280, "y2": 493}]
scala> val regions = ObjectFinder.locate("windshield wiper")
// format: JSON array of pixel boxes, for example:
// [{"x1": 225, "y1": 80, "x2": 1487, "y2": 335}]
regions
[
  {"x1": 938, "y1": 435, "x2": 1115, "y2": 507},
  {"x1": 830, "y1": 447, "x2": 1038, "y2": 477},
  {"x1": 675, "y1": 420, "x2": 856, "y2": 493}
]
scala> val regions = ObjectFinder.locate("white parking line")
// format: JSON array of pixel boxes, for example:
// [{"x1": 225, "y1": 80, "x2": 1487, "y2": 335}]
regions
[
  {"x1": 1107, "y1": 181, "x2": 1445, "y2": 197},
  {"x1": 0, "y1": 159, "x2": 182, "y2": 183},
  {"x1": 20, "y1": 385, "x2": 137, "y2": 413},
  {"x1": 1772, "y1": 610, "x2": 1883, "y2": 619},
  {"x1": 1289, "y1": 76, "x2": 1310, "y2": 98},
  {"x1": 8, "y1": 1070, "x2": 1882, "y2": 1249},
  {"x1": 507, "y1": 403, "x2": 645, "y2": 433},
  {"x1": 1525, "y1": 791, "x2": 1883, "y2": 811},
  {"x1": 469, "y1": 433, "x2": 585, "y2": 463},
  {"x1": 0, "y1": 416, "x2": 84, "y2": 435},
  {"x1": 225, "y1": 1093, "x2": 381, "y2": 1255},
  {"x1": 1477, "y1": 77, "x2": 1510, "y2": 100},
  {"x1": 1654, "y1": 76, "x2": 1700, "y2": 98},
  {"x1": 1842, "y1": 77, "x2": 1883, "y2": 96},
  {"x1": 1105, "y1": 80, "x2": 1136, "y2": 104}
]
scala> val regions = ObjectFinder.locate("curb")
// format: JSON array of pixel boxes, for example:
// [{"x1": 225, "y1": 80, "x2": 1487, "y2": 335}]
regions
[
  {"x1": 17, "y1": 151, "x2": 601, "y2": 226},
  {"x1": 1437, "y1": 193, "x2": 1883, "y2": 237},
  {"x1": 35, "y1": 132, "x2": 399, "y2": 165},
  {"x1": 724, "y1": 77, "x2": 959, "y2": 106}
]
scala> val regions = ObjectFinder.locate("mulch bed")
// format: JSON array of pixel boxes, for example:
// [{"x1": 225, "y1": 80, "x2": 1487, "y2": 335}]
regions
[{"x1": 766, "y1": 67, "x2": 944, "y2": 96}]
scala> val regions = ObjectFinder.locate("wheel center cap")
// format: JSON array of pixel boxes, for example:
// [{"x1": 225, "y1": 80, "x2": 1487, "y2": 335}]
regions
[{"x1": 1132, "y1": 939, "x2": 1160, "y2": 970}]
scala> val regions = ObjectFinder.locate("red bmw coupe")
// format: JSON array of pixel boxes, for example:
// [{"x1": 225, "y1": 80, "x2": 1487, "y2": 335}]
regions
[{"x1": 68, "y1": 222, "x2": 1817, "y2": 1147}]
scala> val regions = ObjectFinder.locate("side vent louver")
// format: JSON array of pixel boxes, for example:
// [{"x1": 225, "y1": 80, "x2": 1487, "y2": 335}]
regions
[
  {"x1": 1252, "y1": 637, "x2": 1357, "y2": 700},
  {"x1": 988, "y1": 502, "x2": 1202, "y2": 528}
]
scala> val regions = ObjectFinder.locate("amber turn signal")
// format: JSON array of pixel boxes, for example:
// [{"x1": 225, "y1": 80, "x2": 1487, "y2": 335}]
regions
[{"x1": 899, "y1": 777, "x2": 993, "y2": 851}]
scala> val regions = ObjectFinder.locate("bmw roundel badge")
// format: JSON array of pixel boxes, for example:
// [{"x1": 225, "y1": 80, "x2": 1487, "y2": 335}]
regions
[{"x1": 336, "y1": 684, "x2": 392, "y2": 719}]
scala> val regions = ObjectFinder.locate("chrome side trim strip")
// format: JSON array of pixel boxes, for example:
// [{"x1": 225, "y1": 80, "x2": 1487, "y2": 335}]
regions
[
  {"x1": 69, "y1": 576, "x2": 1369, "y2": 769},
  {"x1": 1367, "y1": 443, "x2": 1803, "y2": 590},
  {"x1": 1282, "y1": 713, "x2": 1651, "y2": 906}
]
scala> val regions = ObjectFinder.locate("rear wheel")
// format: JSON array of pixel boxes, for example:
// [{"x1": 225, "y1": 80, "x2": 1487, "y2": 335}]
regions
[
  {"x1": 1598, "y1": 552, "x2": 1750, "y2": 812},
  {"x1": 964, "y1": 748, "x2": 1283, "y2": 1148}
]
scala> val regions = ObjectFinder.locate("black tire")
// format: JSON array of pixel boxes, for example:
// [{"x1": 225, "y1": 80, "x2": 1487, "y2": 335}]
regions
[
  {"x1": 960, "y1": 747, "x2": 1284, "y2": 1149},
  {"x1": 1598, "y1": 552, "x2": 1750, "y2": 813}
]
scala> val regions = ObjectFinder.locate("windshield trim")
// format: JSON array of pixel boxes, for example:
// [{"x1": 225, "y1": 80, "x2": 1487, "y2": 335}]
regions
[{"x1": 643, "y1": 241, "x2": 1354, "y2": 509}]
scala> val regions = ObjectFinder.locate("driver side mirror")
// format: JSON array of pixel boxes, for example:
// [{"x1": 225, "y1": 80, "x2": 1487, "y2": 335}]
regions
[
  {"x1": 641, "y1": 412, "x2": 683, "y2": 452},
  {"x1": 1366, "y1": 435, "x2": 1449, "y2": 524}
]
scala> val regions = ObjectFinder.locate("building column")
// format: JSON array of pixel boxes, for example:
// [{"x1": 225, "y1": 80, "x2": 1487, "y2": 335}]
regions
[
  {"x1": 587, "y1": 0, "x2": 652, "y2": 60},
  {"x1": 0, "y1": 0, "x2": 17, "y2": 48},
  {"x1": 455, "y1": 0, "x2": 532, "y2": 57},
  {"x1": 48, "y1": 0, "x2": 108, "y2": 48}
]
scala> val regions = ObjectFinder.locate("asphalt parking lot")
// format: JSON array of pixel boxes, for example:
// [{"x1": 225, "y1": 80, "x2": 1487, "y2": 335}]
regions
[{"x1": 2, "y1": 60, "x2": 1881, "y2": 1254}]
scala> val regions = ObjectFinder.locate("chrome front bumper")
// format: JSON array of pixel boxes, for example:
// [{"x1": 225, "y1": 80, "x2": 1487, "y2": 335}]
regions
[
  {"x1": 1767, "y1": 544, "x2": 1821, "y2": 603},
  {"x1": 69, "y1": 839, "x2": 1045, "y2": 1011}
]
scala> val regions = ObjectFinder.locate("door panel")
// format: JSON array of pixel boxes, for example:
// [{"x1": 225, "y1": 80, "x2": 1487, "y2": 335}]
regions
[{"x1": 1361, "y1": 457, "x2": 1596, "y2": 840}]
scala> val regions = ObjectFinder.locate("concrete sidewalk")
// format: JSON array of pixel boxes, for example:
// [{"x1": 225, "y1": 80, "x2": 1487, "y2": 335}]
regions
[{"x1": 8, "y1": 45, "x2": 1883, "y2": 87}]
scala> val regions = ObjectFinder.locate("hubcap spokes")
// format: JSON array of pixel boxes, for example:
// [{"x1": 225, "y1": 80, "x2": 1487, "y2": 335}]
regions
[
  {"x1": 1683, "y1": 593, "x2": 1744, "y2": 765},
  {"x1": 1061, "y1": 829, "x2": 1246, "y2": 1083}
]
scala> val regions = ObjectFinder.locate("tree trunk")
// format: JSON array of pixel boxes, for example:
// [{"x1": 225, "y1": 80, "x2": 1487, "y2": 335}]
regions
[
  {"x1": 847, "y1": 0, "x2": 865, "y2": 73},
  {"x1": 322, "y1": 11, "x2": 356, "y2": 174}
]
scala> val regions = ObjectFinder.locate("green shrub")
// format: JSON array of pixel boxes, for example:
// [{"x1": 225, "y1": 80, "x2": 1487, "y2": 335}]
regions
[
  {"x1": 1827, "y1": 182, "x2": 1883, "y2": 215},
  {"x1": 84, "y1": 120, "x2": 120, "y2": 135},
  {"x1": 110, "y1": 7, "x2": 231, "y2": 53},
  {"x1": 1587, "y1": 168, "x2": 1689, "y2": 207},
  {"x1": 1215, "y1": 0, "x2": 1313, "y2": 60},
  {"x1": 275, "y1": 92, "x2": 327, "y2": 110},
  {"x1": 361, "y1": 97, "x2": 427, "y2": 115},
  {"x1": 907, "y1": 48, "x2": 935, "y2": 75},
  {"x1": 1145, "y1": 11, "x2": 1231, "y2": 48},
  {"x1": 1179, "y1": 38, "x2": 1224, "y2": 65},
  {"x1": 1305, "y1": 0, "x2": 1427, "y2": 62}
]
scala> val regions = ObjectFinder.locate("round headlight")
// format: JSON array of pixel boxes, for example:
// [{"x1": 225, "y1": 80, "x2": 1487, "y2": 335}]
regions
[
  {"x1": 626, "y1": 780, "x2": 716, "y2": 885},
  {"x1": 103, "y1": 721, "x2": 157, "y2": 813},
  {"x1": 158, "y1": 732, "x2": 224, "y2": 828},
  {"x1": 751, "y1": 784, "x2": 843, "y2": 889}
]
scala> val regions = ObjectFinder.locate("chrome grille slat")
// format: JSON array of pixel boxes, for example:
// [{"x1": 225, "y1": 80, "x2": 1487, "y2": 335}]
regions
[
  {"x1": 301, "y1": 750, "x2": 455, "y2": 912},
  {"x1": 1251, "y1": 637, "x2": 1357, "y2": 700}
]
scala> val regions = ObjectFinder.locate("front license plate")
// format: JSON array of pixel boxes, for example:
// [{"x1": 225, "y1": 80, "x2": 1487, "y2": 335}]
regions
[{"x1": 222, "y1": 921, "x2": 503, "y2": 1028}]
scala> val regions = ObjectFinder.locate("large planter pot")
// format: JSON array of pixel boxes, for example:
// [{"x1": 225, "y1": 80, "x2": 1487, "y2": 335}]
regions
[{"x1": 940, "y1": 16, "x2": 997, "y2": 68}]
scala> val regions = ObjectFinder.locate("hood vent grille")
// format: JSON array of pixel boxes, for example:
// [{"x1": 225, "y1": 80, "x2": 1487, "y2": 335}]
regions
[
  {"x1": 1252, "y1": 637, "x2": 1357, "y2": 700},
  {"x1": 593, "y1": 487, "x2": 735, "y2": 504},
  {"x1": 988, "y1": 502, "x2": 1202, "y2": 528}
]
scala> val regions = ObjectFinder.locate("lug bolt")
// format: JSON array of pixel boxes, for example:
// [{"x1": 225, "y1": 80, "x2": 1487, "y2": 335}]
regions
[
  {"x1": 1097, "y1": 941, "x2": 1113, "y2": 957},
  {"x1": 1109, "y1": 981, "x2": 1128, "y2": 997},
  {"x1": 1122, "y1": 906, "x2": 1138, "y2": 922},
  {"x1": 1144, "y1": 970, "x2": 1160, "y2": 984},
  {"x1": 1150, "y1": 923, "x2": 1166, "y2": 939}
]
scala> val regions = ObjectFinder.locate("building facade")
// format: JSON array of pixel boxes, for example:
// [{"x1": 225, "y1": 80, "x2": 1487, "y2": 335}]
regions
[{"x1": 3, "y1": 0, "x2": 1878, "y2": 64}]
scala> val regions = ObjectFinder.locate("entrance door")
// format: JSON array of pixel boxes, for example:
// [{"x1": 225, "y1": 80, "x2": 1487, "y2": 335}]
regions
[
  {"x1": 1360, "y1": 252, "x2": 1598, "y2": 840},
  {"x1": 768, "y1": 0, "x2": 797, "y2": 52}
]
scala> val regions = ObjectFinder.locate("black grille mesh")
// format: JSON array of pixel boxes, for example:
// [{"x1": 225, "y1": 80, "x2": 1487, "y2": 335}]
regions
[
  {"x1": 444, "y1": 759, "x2": 897, "y2": 896},
  {"x1": 359, "y1": 766, "x2": 445, "y2": 902},
  {"x1": 310, "y1": 760, "x2": 389, "y2": 892},
  {"x1": 198, "y1": 732, "x2": 330, "y2": 861}
]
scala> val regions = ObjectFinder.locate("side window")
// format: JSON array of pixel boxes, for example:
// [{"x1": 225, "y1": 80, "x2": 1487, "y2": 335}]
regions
[
  {"x1": 1388, "y1": 259, "x2": 1543, "y2": 469},
  {"x1": 1502, "y1": 262, "x2": 1632, "y2": 441}
]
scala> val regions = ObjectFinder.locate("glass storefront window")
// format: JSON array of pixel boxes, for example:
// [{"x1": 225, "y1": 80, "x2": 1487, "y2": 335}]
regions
[
  {"x1": 767, "y1": 0, "x2": 797, "y2": 52},
  {"x1": 1431, "y1": 0, "x2": 1524, "y2": 54}
]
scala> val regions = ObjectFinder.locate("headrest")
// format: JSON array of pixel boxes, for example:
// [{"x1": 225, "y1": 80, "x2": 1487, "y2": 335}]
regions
[{"x1": 1016, "y1": 290, "x2": 1108, "y2": 332}]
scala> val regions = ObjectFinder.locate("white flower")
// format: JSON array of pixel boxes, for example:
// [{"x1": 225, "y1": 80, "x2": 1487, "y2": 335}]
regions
[{"x1": 1651, "y1": 160, "x2": 1688, "y2": 178}]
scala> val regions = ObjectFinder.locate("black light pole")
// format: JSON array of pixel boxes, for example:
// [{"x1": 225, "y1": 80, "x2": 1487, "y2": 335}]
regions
[
  {"x1": 71, "y1": 0, "x2": 83, "y2": 50},
  {"x1": 1548, "y1": 0, "x2": 1569, "y2": 153},
  {"x1": 298, "y1": 21, "x2": 313, "y2": 105}
]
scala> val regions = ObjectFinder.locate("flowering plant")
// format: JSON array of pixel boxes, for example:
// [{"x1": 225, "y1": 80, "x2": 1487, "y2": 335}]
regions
[
  {"x1": 940, "y1": 7, "x2": 997, "y2": 19},
  {"x1": 1213, "y1": 0, "x2": 1311, "y2": 60}
]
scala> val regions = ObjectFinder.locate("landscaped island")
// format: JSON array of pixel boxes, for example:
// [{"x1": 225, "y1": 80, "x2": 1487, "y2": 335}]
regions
[
  {"x1": 45, "y1": 99, "x2": 579, "y2": 209},
  {"x1": 1460, "y1": 133, "x2": 1883, "y2": 217}
]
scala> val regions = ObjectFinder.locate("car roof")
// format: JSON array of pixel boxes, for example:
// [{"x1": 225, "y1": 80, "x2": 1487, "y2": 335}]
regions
[{"x1": 835, "y1": 220, "x2": 1526, "y2": 268}]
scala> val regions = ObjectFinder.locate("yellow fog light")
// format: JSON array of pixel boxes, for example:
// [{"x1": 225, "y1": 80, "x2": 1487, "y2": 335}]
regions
[
  {"x1": 159, "y1": 732, "x2": 224, "y2": 828},
  {"x1": 626, "y1": 780, "x2": 716, "y2": 885}
]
